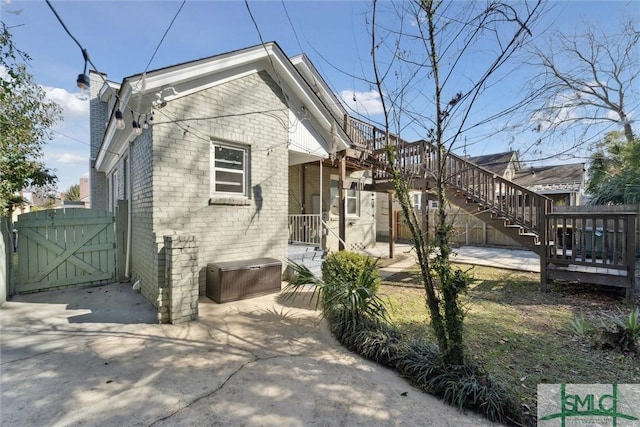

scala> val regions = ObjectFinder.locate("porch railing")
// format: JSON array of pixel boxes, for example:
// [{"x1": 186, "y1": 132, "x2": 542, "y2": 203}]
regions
[{"x1": 288, "y1": 214, "x2": 322, "y2": 246}]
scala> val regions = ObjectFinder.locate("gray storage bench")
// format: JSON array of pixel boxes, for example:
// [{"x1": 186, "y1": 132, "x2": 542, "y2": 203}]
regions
[{"x1": 206, "y1": 258, "x2": 282, "y2": 303}]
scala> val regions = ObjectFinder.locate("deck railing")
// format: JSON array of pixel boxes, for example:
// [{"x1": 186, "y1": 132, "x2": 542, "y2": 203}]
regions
[
  {"x1": 288, "y1": 214, "x2": 322, "y2": 245},
  {"x1": 543, "y1": 212, "x2": 636, "y2": 302},
  {"x1": 545, "y1": 212, "x2": 637, "y2": 270},
  {"x1": 344, "y1": 115, "x2": 552, "y2": 235}
]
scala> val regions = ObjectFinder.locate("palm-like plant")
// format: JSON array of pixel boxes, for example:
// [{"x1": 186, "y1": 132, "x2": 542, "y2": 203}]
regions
[{"x1": 283, "y1": 256, "x2": 388, "y2": 332}]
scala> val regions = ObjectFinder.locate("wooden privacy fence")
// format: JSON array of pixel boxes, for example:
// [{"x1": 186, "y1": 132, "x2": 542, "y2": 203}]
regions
[
  {"x1": 15, "y1": 208, "x2": 116, "y2": 293},
  {"x1": 395, "y1": 210, "x2": 521, "y2": 247}
]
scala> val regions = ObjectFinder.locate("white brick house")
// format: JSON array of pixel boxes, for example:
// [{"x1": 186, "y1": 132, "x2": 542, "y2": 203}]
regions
[{"x1": 89, "y1": 43, "x2": 377, "y2": 323}]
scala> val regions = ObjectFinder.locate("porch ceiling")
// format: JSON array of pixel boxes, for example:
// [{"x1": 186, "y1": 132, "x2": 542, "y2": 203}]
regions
[{"x1": 289, "y1": 151, "x2": 325, "y2": 166}]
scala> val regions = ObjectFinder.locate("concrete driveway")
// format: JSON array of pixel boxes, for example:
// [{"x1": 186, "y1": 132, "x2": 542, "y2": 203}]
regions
[{"x1": 1, "y1": 282, "x2": 492, "y2": 426}]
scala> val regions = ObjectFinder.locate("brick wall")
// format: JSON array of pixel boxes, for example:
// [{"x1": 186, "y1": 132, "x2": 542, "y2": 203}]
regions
[
  {"x1": 128, "y1": 131, "x2": 157, "y2": 305},
  {"x1": 151, "y1": 71, "x2": 289, "y2": 299},
  {"x1": 89, "y1": 71, "x2": 108, "y2": 210},
  {"x1": 163, "y1": 234, "x2": 198, "y2": 324}
]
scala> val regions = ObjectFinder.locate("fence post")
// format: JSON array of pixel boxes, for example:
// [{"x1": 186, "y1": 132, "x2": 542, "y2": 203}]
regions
[
  {"x1": 626, "y1": 216, "x2": 636, "y2": 304},
  {"x1": 539, "y1": 202, "x2": 549, "y2": 293},
  {"x1": 388, "y1": 192, "x2": 394, "y2": 259},
  {"x1": 116, "y1": 200, "x2": 128, "y2": 282},
  {"x1": 483, "y1": 221, "x2": 487, "y2": 245},
  {"x1": 465, "y1": 222, "x2": 469, "y2": 246}
]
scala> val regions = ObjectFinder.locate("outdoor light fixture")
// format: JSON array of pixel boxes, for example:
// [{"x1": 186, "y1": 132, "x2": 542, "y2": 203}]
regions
[
  {"x1": 131, "y1": 112, "x2": 142, "y2": 135},
  {"x1": 115, "y1": 109, "x2": 125, "y2": 130},
  {"x1": 76, "y1": 49, "x2": 90, "y2": 101},
  {"x1": 146, "y1": 111, "x2": 154, "y2": 128}
]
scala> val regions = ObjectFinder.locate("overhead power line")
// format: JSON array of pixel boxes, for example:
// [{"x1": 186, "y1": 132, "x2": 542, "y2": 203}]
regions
[{"x1": 142, "y1": 0, "x2": 187, "y2": 74}]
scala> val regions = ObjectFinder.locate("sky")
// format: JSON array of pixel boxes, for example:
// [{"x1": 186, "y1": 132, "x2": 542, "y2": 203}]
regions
[{"x1": 1, "y1": 0, "x2": 638, "y2": 194}]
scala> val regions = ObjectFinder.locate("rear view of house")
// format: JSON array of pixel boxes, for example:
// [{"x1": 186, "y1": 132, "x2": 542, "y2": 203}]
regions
[{"x1": 89, "y1": 42, "x2": 377, "y2": 323}]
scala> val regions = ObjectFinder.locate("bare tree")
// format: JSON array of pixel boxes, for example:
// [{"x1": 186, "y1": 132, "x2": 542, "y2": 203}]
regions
[
  {"x1": 527, "y1": 16, "x2": 638, "y2": 144},
  {"x1": 369, "y1": 0, "x2": 544, "y2": 365}
]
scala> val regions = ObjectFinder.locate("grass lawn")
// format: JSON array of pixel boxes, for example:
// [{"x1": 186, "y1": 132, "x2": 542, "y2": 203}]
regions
[{"x1": 380, "y1": 264, "x2": 640, "y2": 423}]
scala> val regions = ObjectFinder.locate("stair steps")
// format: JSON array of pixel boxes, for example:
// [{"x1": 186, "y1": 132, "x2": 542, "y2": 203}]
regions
[{"x1": 287, "y1": 244, "x2": 326, "y2": 278}]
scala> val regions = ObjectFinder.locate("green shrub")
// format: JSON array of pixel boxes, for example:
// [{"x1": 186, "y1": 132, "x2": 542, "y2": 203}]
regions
[
  {"x1": 322, "y1": 251, "x2": 381, "y2": 293},
  {"x1": 604, "y1": 306, "x2": 640, "y2": 351},
  {"x1": 568, "y1": 312, "x2": 589, "y2": 336},
  {"x1": 284, "y1": 256, "x2": 387, "y2": 330},
  {"x1": 331, "y1": 315, "x2": 402, "y2": 367},
  {"x1": 392, "y1": 339, "x2": 520, "y2": 424}
]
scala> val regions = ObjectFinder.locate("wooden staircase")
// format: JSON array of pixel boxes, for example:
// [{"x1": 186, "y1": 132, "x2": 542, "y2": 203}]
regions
[
  {"x1": 344, "y1": 116, "x2": 552, "y2": 254},
  {"x1": 343, "y1": 115, "x2": 637, "y2": 302}
]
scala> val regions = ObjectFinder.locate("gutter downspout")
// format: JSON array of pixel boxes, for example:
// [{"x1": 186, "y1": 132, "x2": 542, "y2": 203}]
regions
[{"x1": 124, "y1": 144, "x2": 132, "y2": 279}]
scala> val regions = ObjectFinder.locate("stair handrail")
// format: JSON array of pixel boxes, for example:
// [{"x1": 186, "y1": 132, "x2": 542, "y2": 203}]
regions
[
  {"x1": 321, "y1": 218, "x2": 347, "y2": 250},
  {"x1": 343, "y1": 115, "x2": 552, "y2": 234}
]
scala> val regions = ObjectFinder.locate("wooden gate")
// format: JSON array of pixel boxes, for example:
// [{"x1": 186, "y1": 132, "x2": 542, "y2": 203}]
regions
[{"x1": 15, "y1": 208, "x2": 115, "y2": 293}]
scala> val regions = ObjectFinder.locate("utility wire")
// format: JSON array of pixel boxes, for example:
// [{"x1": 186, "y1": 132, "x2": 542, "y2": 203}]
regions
[
  {"x1": 280, "y1": 0, "x2": 303, "y2": 54},
  {"x1": 142, "y1": 0, "x2": 186, "y2": 74},
  {"x1": 45, "y1": 0, "x2": 107, "y2": 89}
]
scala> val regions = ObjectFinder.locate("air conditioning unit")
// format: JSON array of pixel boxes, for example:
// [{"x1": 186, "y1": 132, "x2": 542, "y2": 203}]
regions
[{"x1": 206, "y1": 258, "x2": 282, "y2": 303}]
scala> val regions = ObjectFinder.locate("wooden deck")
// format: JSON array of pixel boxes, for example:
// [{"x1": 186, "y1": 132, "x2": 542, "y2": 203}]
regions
[{"x1": 342, "y1": 114, "x2": 638, "y2": 303}]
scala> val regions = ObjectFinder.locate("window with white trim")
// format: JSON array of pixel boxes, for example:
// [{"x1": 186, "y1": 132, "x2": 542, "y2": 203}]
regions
[
  {"x1": 330, "y1": 175, "x2": 359, "y2": 217},
  {"x1": 210, "y1": 143, "x2": 249, "y2": 197},
  {"x1": 412, "y1": 193, "x2": 421, "y2": 211}
]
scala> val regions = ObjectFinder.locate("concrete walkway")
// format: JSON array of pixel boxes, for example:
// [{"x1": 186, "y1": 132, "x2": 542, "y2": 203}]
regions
[
  {"x1": 363, "y1": 242, "x2": 540, "y2": 276},
  {"x1": 0, "y1": 281, "x2": 493, "y2": 426}
]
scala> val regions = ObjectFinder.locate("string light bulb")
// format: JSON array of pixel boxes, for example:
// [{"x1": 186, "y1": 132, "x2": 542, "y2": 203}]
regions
[
  {"x1": 115, "y1": 109, "x2": 125, "y2": 130},
  {"x1": 131, "y1": 112, "x2": 142, "y2": 135},
  {"x1": 76, "y1": 49, "x2": 90, "y2": 101}
]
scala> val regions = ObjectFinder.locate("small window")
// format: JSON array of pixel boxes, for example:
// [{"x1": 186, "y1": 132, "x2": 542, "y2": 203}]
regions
[
  {"x1": 330, "y1": 175, "x2": 359, "y2": 217},
  {"x1": 412, "y1": 193, "x2": 421, "y2": 211},
  {"x1": 210, "y1": 143, "x2": 249, "y2": 197}
]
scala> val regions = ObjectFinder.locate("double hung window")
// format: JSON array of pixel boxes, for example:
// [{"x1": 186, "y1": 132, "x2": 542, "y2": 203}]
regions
[{"x1": 210, "y1": 143, "x2": 249, "y2": 197}]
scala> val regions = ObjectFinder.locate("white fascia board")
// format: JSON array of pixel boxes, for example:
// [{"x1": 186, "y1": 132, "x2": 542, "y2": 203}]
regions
[
  {"x1": 272, "y1": 51, "x2": 350, "y2": 151},
  {"x1": 99, "y1": 81, "x2": 120, "y2": 103},
  {"x1": 134, "y1": 42, "x2": 351, "y2": 151},
  {"x1": 125, "y1": 46, "x2": 270, "y2": 95},
  {"x1": 290, "y1": 54, "x2": 347, "y2": 119},
  {"x1": 95, "y1": 82, "x2": 133, "y2": 172}
]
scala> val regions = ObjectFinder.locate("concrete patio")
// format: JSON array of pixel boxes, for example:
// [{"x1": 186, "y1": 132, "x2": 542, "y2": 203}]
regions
[{"x1": 0, "y1": 281, "x2": 493, "y2": 426}]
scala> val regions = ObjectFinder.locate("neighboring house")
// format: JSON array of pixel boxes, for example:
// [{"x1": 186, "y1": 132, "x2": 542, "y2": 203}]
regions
[
  {"x1": 11, "y1": 191, "x2": 33, "y2": 224},
  {"x1": 468, "y1": 151, "x2": 519, "y2": 180},
  {"x1": 89, "y1": 42, "x2": 377, "y2": 323},
  {"x1": 513, "y1": 163, "x2": 585, "y2": 207},
  {"x1": 468, "y1": 151, "x2": 585, "y2": 206},
  {"x1": 80, "y1": 177, "x2": 91, "y2": 208}
]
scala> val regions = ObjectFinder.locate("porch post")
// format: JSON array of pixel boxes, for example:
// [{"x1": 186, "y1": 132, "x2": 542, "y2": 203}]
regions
[
  {"x1": 388, "y1": 192, "x2": 394, "y2": 258},
  {"x1": 539, "y1": 202, "x2": 549, "y2": 293},
  {"x1": 319, "y1": 159, "x2": 323, "y2": 217},
  {"x1": 339, "y1": 155, "x2": 346, "y2": 251},
  {"x1": 300, "y1": 164, "x2": 306, "y2": 213}
]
